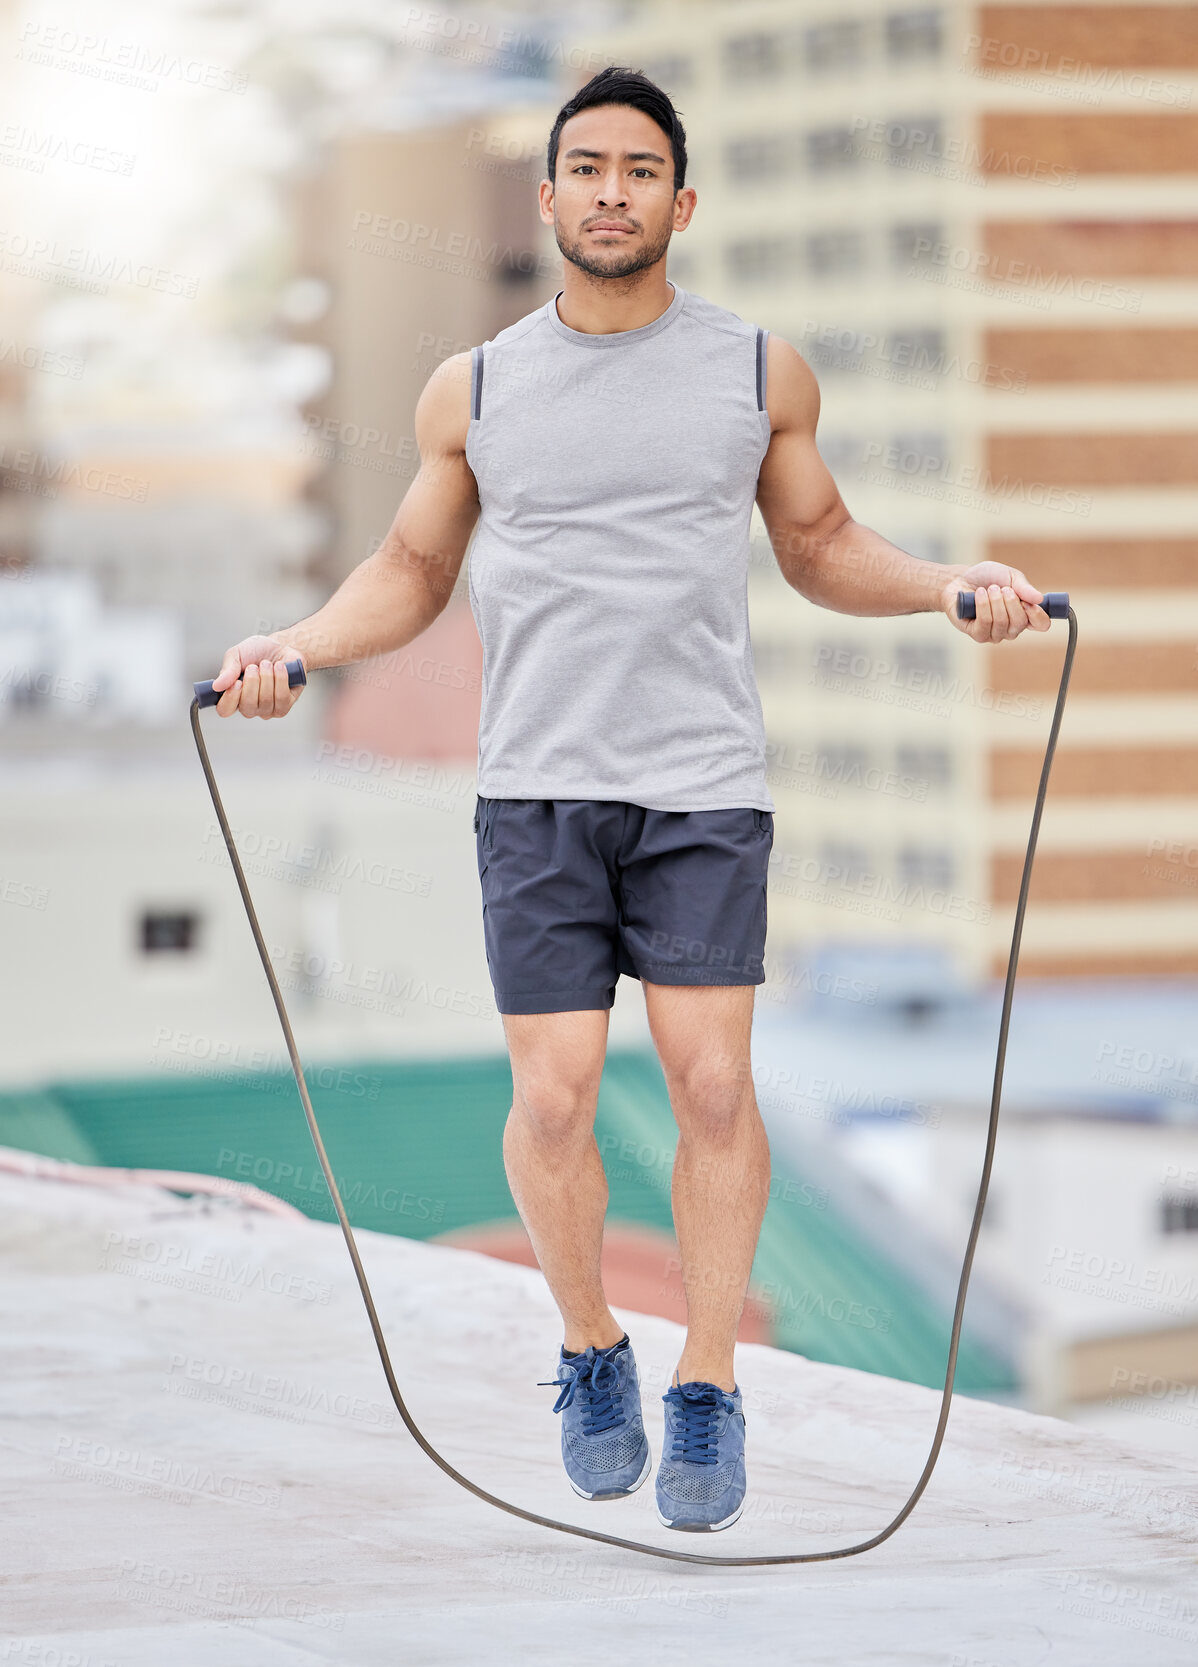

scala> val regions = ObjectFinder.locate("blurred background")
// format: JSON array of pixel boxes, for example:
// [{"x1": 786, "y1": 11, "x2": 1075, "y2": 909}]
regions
[{"x1": 2, "y1": 0, "x2": 1196, "y2": 1456}]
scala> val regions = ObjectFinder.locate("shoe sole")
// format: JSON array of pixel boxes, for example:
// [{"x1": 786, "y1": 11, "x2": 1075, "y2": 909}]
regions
[
  {"x1": 656, "y1": 1497, "x2": 745, "y2": 1533},
  {"x1": 568, "y1": 1445, "x2": 652, "y2": 1502}
]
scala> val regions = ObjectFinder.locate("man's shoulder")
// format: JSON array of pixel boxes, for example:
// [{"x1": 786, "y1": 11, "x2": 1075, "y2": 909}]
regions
[
  {"x1": 476, "y1": 300, "x2": 551, "y2": 357},
  {"x1": 677, "y1": 285, "x2": 761, "y2": 345}
]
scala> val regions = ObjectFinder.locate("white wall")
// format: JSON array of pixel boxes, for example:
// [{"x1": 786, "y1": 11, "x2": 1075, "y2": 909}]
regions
[{"x1": 0, "y1": 752, "x2": 663, "y2": 1088}]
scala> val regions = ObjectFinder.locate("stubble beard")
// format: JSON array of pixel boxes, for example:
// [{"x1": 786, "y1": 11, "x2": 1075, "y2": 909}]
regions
[{"x1": 554, "y1": 213, "x2": 674, "y2": 282}]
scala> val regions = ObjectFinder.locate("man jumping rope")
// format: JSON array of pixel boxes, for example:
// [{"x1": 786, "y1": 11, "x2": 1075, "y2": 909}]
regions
[{"x1": 212, "y1": 67, "x2": 1050, "y2": 1533}]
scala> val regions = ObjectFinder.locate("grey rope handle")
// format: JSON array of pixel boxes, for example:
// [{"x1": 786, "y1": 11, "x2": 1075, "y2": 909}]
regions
[{"x1": 188, "y1": 606, "x2": 1076, "y2": 1566}]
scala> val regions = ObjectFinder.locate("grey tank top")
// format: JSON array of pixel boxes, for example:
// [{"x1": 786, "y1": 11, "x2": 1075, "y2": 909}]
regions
[{"x1": 464, "y1": 282, "x2": 775, "y2": 812}]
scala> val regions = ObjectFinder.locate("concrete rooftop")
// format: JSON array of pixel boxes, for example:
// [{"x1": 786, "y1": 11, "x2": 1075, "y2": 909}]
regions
[{"x1": 3, "y1": 1166, "x2": 1197, "y2": 1665}]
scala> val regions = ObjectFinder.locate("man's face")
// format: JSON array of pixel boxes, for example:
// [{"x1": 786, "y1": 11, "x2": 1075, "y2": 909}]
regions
[{"x1": 540, "y1": 103, "x2": 696, "y2": 281}]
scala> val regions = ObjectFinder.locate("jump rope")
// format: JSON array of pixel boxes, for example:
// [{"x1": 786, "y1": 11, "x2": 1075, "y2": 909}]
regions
[{"x1": 190, "y1": 589, "x2": 1075, "y2": 1567}]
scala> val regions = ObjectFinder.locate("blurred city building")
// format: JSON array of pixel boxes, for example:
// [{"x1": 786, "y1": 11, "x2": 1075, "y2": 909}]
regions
[
  {"x1": 291, "y1": 108, "x2": 559, "y2": 764},
  {"x1": 751, "y1": 984, "x2": 1198, "y2": 1454},
  {"x1": 587, "y1": 0, "x2": 1198, "y2": 993}
]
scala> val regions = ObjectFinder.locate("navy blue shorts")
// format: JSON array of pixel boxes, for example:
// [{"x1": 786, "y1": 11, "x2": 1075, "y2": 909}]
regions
[{"x1": 473, "y1": 797, "x2": 773, "y2": 1015}]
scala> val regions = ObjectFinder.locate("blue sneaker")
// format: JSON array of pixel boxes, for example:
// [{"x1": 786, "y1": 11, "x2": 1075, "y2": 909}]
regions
[
  {"x1": 656, "y1": 1380, "x2": 746, "y2": 1532},
  {"x1": 538, "y1": 1339, "x2": 651, "y2": 1500}
]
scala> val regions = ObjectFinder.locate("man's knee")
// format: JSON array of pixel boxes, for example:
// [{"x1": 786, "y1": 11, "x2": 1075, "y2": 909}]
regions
[
  {"x1": 668, "y1": 1054, "x2": 754, "y2": 1139},
  {"x1": 511, "y1": 1074, "x2": 599, "y2": 1142}
]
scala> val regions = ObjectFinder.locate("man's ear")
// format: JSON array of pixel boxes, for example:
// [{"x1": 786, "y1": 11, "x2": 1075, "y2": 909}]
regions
[{"x1": 673, "y1": 186, "x2": 697, "y2": 231}]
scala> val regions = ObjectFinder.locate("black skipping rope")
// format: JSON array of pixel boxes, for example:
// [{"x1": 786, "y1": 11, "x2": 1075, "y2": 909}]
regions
[{"x1": 188, "y1": 601, "x2": 1076, "y2": 1566}]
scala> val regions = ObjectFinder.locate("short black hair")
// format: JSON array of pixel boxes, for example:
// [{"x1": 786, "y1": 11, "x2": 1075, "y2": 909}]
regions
[{"x1": 547, "y1": 66, "x2": 687, "y2": 195}]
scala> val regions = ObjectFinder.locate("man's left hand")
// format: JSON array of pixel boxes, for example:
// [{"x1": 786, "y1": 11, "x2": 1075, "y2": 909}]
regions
[{"x1": 943, "y1": 562, "x2": 1052, "y2": 643}]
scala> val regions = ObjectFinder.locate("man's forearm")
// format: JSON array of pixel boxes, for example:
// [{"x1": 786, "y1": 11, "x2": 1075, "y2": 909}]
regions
[
  {"x1": 780, "y1": 516, "x2": 965, "y2": 617},
  {"x1": 272, "y1": 538, "x2": 454, "y2": 671}
]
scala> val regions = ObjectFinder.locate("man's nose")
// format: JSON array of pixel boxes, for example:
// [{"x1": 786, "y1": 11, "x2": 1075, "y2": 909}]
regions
[{"x1": 596, "y1": 175, "x2": 629, "y2": 207}]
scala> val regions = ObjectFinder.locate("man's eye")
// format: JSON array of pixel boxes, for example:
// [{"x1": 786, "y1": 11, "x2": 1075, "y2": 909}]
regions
[{"x1": 571, "y1": 165, "x2": 655, "y2": 177}]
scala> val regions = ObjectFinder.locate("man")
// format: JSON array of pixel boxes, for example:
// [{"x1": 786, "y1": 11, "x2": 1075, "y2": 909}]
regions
[{"x1": 213, "y1": 66, "x2": 1050, "y2": 1533}]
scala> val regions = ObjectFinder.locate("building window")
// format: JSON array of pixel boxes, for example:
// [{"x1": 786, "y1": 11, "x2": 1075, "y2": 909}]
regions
[
  {"x1": 887, "y1": 328, "x2": 946, "y2": 376},
  {"x1": 752, "y1": 639, "x2": 792, "y2": 681},
  {"x1": 723, "y1": 32, "x2": 785, "y2": 80},
  {"x1": 806, "y1": 229, "x2": 866, "y2": 277},
  {"x1": 886, "y1": 8, "x2": 943, "y2": 61},
  {"x1": 9, "y1": 670, "x2": 50, "y2": 712},
  {"x1": 897, "y1": 845, "x2": 956, "y2": 890},
  {"x1": 140, "y1": 909, "x2": 200, "y2": 953},
  {"x1": 803, "y1": 20, "x2": 865, "y2": 70},
  {"x1": 817, "y1": 433, "x2": 870, "y2": 475},
  {"x1": 899, "y1": 533, "x2": 949, "y2": 564},
  {"x1": 816, "y1": 744, "x2": 871, "y2": 788},
  {"x1": 1161, "y1": 1193, "x2": 1198, "y2": 1233},
  {"x1": 896, "y1": 745, "x2": 953, "y2": 788},
  {"x1": 497, "y1": 253, "x2": 539, "y2": 286},
  {"x1": 810, "y1": 633, "x2": 871, "y2": 681},
  {"x1": 726, "y1": 235, "x2": 795, "y2": 283},
  {"x1": 818, "y1": 840, "x2": 872, "y2": 886},
  {"x1": 726, "y1": 133, "x2": 800, "y2": 183},
  {"x1": 890, "y1": 221, "x2": 944, "y2": 268},
  {"x1": 666, "y1": 248, "x2": 698, "y2": 286},
  {"x1": 891, "y1": 431, "x2": 947, "y2": 474},
  {"x1": 883, "y1": 115, "x2": 944, "y2": 169},
  {"x1": 807, "y1": 125, "x2": 860, "y2": 173},
  {"x1": 642, "y1": 54, "x2": 693, "y2": 91},
  {"x1": 895, "y1": 636, "x2": 951, "y2": 681},
  {"x1": 806, "y1": 331, "x2": 867, "y2": 376}
]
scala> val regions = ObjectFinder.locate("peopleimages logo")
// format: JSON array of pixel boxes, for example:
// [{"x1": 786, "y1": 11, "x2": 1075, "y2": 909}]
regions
[
  {"x1": 269, "y1": 944, "x2": 496, "y2": 1020},
  {"x1": 964, "y1": 34, "x2": 1193, "y2": 108},
  {"x1": 0, "y1": 442, "x2": 147, "y2": 500},
  {"x1": 16, "y1": 24, "x2": 247, "y2": 92},
  {"x1": 910, "y1": 234, "x2": 1141, "y2": 312},
  {"x1": 767, "y1": 850, "x2": 993, "y2": 925},
  {"x1": 346, "y1": 209, "x2": 556, "y2": 282},
  {"x1": 848, "y1": 115, "x2": 1077, "y2": 186},
  {"x1": 0, "y1": 123, "x2": 137, "y2": 175},
  {"x1": 796, "y1": 320, "x2": 1026, "y2": 391},
  {"x1": 810, "y1": 641, "x2": 1042, "y2": 719},
  {"x1": 0, "y1": 231, "x2": 198, "y2": 298},
  {"x1": 199, "y1": 822, "x2": 433, "y2": 894},
  {"x1": 0, "y1": 336, "x2": 84, "y2": 378},
  {"x1": 861, "y1": 439, "x2": 1092, "y2": 515}
]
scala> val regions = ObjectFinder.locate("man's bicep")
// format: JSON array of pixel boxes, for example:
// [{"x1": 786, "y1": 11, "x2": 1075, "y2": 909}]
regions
[
  {"x1": 395, "y1": 454, "x2": 479, "y2": 584},
  {"x1": 386, "y1": 355, "x2": 480, "y2": 595},
  {"x1": 756, "y1": 425, "x2": 845, "y2": 536},
  {"x1": 756, "y1": 335, "x2": 850, "y2": 578},
  {"x1": 412, "y1": 350, "x2": 477, "y2": 513}
]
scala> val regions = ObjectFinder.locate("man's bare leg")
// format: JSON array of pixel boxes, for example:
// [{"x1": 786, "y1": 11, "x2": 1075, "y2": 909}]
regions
[
  {"x1": 501, "y1": 1007, "x2": 624, "y2": 1354},
  {"x1": 643, "y1": 983, "x2": 770, "y2": 1393}
]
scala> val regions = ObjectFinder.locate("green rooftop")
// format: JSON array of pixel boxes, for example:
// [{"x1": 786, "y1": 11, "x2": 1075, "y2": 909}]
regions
[{"x1": 0, "y1": 1050, "x2": 1016, "y2": 1395}]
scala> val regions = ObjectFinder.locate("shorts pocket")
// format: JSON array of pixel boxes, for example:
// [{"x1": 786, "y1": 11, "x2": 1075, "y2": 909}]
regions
[{"x1": 475, "y1": 797, "x2": 491, "y2": 884}]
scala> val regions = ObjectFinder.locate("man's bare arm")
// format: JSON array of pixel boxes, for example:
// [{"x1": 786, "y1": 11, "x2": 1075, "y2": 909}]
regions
[
  {"x1": 754, "y1": 334, "x2": 1050, "y2": 643},
  {"x1": 211, "y1": 351, "x2": 479, "y2": 716}
]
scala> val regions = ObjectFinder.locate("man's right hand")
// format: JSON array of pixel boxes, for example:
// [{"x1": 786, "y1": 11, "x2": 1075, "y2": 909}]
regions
[{"x1": 210, "y1": 636, "x2": 307, "y2": 719}]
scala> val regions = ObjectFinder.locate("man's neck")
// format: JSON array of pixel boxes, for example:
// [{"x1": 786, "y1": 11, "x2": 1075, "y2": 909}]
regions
[{"x1": 553, "y1": 272, "x2": 676, "y2": 336}]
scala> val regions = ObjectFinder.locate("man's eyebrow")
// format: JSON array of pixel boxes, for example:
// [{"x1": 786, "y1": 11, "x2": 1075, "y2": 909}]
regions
[{"x1": 562, "y1": 147, "x2": 667, "y2": 165}]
